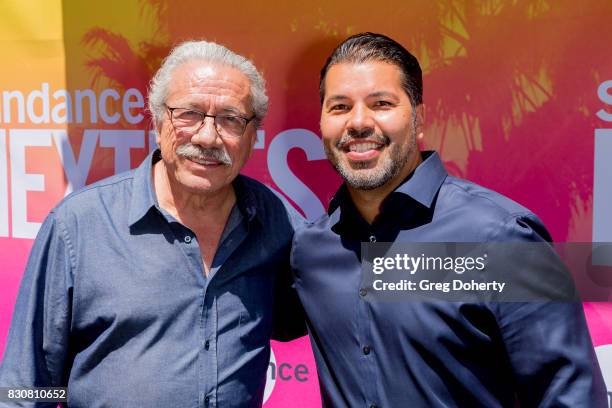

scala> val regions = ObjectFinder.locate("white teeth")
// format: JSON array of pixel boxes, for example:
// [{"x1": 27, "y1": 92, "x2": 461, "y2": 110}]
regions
[{"x1": 348, "y1": 143, "x2": 379, "y2": 153}]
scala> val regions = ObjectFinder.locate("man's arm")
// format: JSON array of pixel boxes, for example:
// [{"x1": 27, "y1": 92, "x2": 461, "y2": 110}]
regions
[
  {"x1": 0, "y1": 211, "x2": 73, "y2": 406},
  {"x1": 271, "y1": 262, "x2": 308, "y2": 342},
  {"x1": 497, "y1": 301, "x2": 606, "y2": 407},
  {"x1": 492, "y1": 214, "x2": 607, "y2": 407},
  {"x1": 267, "y1": 186, "x2": 308, "y2": 341}
]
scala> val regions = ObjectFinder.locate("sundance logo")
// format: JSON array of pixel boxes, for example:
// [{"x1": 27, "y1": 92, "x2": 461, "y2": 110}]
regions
[{"x1": 263, "y1": 349, "x2": 311, "y2": 403}]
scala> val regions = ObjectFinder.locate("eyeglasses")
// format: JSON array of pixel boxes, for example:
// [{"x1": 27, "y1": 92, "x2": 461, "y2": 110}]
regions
[{"x1": 166, "y1": 106, "x2": 255, "y2": 139}]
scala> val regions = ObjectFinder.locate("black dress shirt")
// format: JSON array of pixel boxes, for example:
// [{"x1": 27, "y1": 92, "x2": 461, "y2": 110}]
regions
[{"x1": 291, "y1": 151, "x2": 606, "y2": 407}]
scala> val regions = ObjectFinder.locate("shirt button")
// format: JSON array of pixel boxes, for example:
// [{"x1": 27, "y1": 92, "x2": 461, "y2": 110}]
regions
[
  {"x1": 370, "y1": 404, "x2": 378, "y2": 408},
  {"x1": 184, "y1": 235, "x2": 192, "y2": 243},
  {"x1": 359, "y1": 288, "x2": 367, "y2": 297},
  {"x1": 204, "y1": 396, "x2": 210, "y2": 405},
  {"x1": 363, "y1": 346, "x2": 371, "y2": 355},
  {"x1": 369, "y1": 235, "x2": 376, "y2": 242},
  {"x1": 204, "y1": 340, "x2": 210, "y2": 350}
]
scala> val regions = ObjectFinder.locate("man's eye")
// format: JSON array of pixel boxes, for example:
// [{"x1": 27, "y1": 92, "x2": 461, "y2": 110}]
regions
[
  {"x1": 373, "y1": 100, "x2": 393, "y2": 107},
  {"x1": 330, "y1": 104, "x2": 350, "y2": 112},
  {"x1": 221, "y1": 115, "x2": 241, "y2": 124},
  {"x1": 176, "y1": 110, "x2": 202, "y2": 120}
]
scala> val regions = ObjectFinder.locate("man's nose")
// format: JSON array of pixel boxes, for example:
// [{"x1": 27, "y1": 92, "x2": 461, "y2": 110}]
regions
[
  {"x1": 346, "y1": 103, "x2": 375, "y2": 134},
  {"x1": 191, "y1": 117, "x2": 222, "y2": 146}
]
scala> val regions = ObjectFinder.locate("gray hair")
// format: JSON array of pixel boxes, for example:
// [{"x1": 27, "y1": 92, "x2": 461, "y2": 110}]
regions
[{"x1": 148, "y1": 40, "x2": 268, "y2": 127}]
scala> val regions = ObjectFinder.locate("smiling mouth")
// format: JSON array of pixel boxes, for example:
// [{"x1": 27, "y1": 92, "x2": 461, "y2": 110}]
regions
[
  {"x1": 340, "y1": 140, "x2": 385, "y2": 162},
  {"x1": 346, "y1": 142, "x2": 383, "y2": 153}
]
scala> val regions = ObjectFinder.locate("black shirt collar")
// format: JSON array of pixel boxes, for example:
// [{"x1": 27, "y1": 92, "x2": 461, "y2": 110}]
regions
[{"x1": 328, "y1": 151, "x2": 447, "y2": 239}]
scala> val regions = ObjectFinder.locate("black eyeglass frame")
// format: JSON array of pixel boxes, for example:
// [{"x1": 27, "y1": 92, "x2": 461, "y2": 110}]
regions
[{"x1": 165, "y1": 105, "x2": 256, "y2": 138}]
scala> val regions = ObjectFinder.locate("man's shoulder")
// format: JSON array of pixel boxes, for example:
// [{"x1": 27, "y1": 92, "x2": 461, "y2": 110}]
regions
[
  {"x1": 292, "y1": 211, "x2": 329, "y2": 241},
  {"x1": 235, "y1": 174, "x2": 306, "y2": 228},
  {"x1": 439, "y1": 175, "x2": 550, "y2": 241},
  {"x1": 52, "y1": 169, "x2": 136, "y2": 220},
  {"x1": 442, "y1": 175, "x2": 532, "y2": 216},
  {"x1": 235, "y1": 174, "x2": 281, "y2": 203}
]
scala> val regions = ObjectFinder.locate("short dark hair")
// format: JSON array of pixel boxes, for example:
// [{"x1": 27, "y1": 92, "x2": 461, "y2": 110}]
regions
[{"x1": 319, "y1": 32, "x2": 423, "y2": 107}]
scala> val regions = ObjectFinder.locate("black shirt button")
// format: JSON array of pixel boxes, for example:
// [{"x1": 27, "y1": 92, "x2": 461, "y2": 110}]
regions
[
  {"x1": 363, "y1": 346, "x2": 371, "y2": 355},
  {"x1": 204, "y1": 396, "x2": 210, "y2": 404},
  {"x1": 370, "y1": 404, "x2": 378, "y2": 408},
  {"x1": 204, "y1": 340, "x2": 210, "y2": 350},
  {"x1": 359, "y1": 288, "x2": 367, "y2": 297}
]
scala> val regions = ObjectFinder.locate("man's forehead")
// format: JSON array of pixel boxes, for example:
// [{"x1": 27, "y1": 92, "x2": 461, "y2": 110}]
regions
[
  {"x1": 324, "y1": 61, "x2": 404, "y2": 94},
  {"x1": 169, "y1": 60, "x2": 251, "y2": 100}
]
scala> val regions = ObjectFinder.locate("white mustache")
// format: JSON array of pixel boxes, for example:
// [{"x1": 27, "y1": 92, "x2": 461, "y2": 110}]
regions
[{"x1": 176, "y1": 143, "x2": 232, "y2": 165}]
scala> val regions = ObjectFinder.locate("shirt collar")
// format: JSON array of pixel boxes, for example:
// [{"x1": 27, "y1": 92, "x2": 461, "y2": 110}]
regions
[
  {"x1": 393, "y1": 150, "x2": 447, "y2": 208},
  {"x1": 328, "y1": 150, "x2": 447, "y2": 226},
  {"x1": 128, "y1": 149, "x2": 259, "y2": 227},
  {"x1": 128, "y1": 149, "x2": 160, "y2": 227},
  {"x1": 232, "y1": 174, "x2": 259, "y2": 223}
]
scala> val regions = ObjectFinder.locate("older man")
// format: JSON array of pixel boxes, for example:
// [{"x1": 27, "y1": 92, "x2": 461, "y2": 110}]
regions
[
  {"x1": 0, "y1": 41, "x2": 303, "y2": 407},
  {"x1": 291, "y1": 32, "x2": 606, "y2": 407}
]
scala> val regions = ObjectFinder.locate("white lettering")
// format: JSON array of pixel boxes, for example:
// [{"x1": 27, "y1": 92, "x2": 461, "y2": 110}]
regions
[
  {"x1": 26, "y1": 83, "x2": 50, "y2": 124},
  {"x1": 420, "y1": 280, "x2": 450, "y2": 293},
  {"x1": 410, "y1": 256, "x2": 421, "y2": 274},
  {"x1": 51, "y1": 90, "x2": 73, "y2": 124},
  {"x1": 99, "y1": 89, "x2": 121, "y2": 124},
  {"x1": 255, "y1": 129, "x2": 265, "y2": 149},
  {"x1": 0, "y1": 85, "x2": 150, "y2": 125},
  {"x1": 10, "y1": 129, "x2": 52, "y2": 239},
  {"x1": 372, "y1": 257, "x2": 384, "y2": 274},
  {"x1": 597, "y1": 80, "x2": 612, "y2": 122},
  {"x1": 52, "y1": 129, "x2": 98, "y2": 195},
  {"x1": 267, "y1": 129, "x2": 326, "y2": 220},
  {"x1": 75, "y1": 89, "x2": 97, "y2": 123},
  {"x1": 593, "y1": 129, "x2": 612, "y2": 266},
  {"x1": 99, "y1": 130, "x2": 144, "y2": 173},
  {"x1": 122, "y1": 88, "x2": 144, "y2": 124},
  {"x1": 3, "y1": 90, "x2": 26, "y2": 123}
]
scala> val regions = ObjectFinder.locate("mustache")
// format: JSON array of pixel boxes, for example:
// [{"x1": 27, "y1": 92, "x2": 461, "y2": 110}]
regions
[
  {"x1": 335, "y1": 128, "x2": 390, "y2": 149},
  {"x1": 176, "y1": 143, "x2": 232, "y2": 165}
]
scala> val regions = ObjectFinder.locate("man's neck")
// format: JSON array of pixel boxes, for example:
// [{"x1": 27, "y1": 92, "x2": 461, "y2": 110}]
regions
[
  {"x1": 347, "y1": 151, "x2": 423, "y2": 224},
  {"x1": 153, "y1": 161, "x2": 236, "y2": 228}
]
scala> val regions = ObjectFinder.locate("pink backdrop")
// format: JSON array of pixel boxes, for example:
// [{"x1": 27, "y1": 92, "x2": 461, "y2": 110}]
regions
[{"x1": 1, "y1": 1, "x2": 612, "y2": 405}]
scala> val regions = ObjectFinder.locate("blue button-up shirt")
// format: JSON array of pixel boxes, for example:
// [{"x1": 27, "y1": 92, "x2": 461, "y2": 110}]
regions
[
  {"x1": 0, "y1": 150, "x2": 304, "y2": 407},
  {"x1": 291, "y1": 151, "x2": 606, "y2": 407}
]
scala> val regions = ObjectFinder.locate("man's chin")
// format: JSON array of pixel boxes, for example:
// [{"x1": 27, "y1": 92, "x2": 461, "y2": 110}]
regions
[
  {"x1": 174, "y1": 173, "x2": 227, "y2": 195},
  {"x1": 336, "y1": 167, "x2": 388, "y2": 191}
]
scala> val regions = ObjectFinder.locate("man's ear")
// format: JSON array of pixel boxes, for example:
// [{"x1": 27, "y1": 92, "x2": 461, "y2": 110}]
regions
[{"x1": 415, "y1": 104, "x2": 425, "y2": 142}]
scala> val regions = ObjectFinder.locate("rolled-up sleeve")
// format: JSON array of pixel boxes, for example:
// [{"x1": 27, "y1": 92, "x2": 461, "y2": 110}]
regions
[{"x1": 0, "y1": 211, "x2": 74, "y2": 406}]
